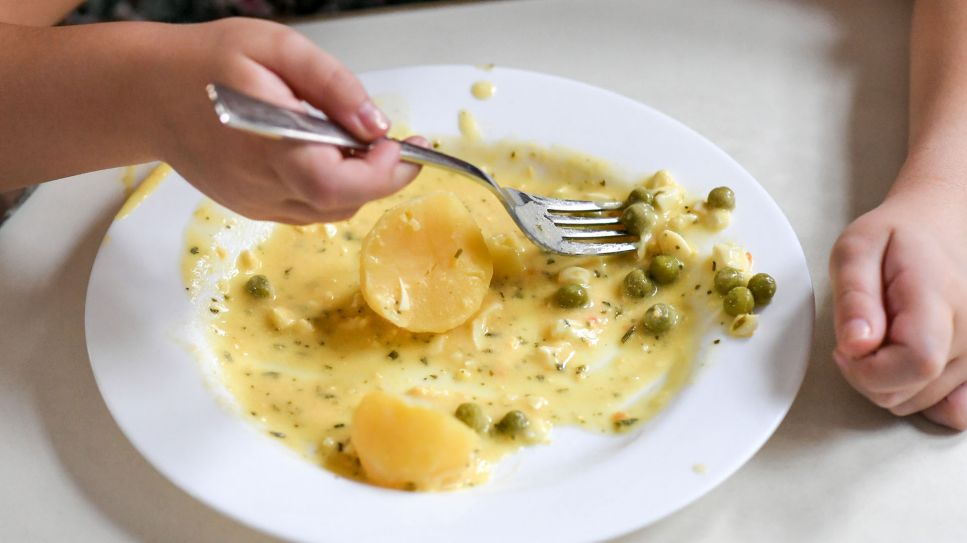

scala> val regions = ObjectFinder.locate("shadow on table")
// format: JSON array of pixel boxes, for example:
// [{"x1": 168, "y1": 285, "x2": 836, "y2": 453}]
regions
[
  {"x1": 622, "y1": 0, "x2": 956, "y2": 541},
  {"x1": 766, "y1": 0, "x2": 954, "y2": 452},
  {"x1": 734, "y1": 0, "x2": 967, "y2": 473},
  {"x1": 20, "y1": 208, "x2": 280, "y2": 542}
]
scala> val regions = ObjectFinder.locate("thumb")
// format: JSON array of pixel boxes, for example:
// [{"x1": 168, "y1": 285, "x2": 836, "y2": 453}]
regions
[
  {"x1": 246, "y1": 27, "x2": 389, "y2": 141},
  {"x1": 829, "y1": 222, "x2": 890, "y2": 359}
]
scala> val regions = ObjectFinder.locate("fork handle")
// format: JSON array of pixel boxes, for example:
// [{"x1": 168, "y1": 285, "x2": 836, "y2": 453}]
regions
[{"x1": 206, "y1": 83, "x2": 503, "y2": 197}]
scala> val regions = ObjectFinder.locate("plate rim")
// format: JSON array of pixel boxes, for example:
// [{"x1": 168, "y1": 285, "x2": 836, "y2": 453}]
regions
[{"x1": 84, "y1": 64, "x2": 814, "y2": 543}]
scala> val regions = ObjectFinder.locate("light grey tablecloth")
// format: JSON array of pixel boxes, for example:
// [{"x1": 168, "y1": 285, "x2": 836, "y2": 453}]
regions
[{"x1": 3, "y1": 1, "x2": 964, "y2": 541}]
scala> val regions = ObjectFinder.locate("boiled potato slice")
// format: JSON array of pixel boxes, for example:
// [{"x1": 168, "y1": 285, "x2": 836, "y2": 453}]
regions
[
  {"x1": 486, "y1": 232, "x2": 529, "y2": 279},
  {"x1": 351, "y1": 391, "x2": 480, "y2": 491},
  {"x1": 360, "y1": 192, "x2": 493, "y2": 333}
]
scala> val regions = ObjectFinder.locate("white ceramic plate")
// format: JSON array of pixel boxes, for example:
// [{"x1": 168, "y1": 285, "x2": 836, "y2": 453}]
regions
[{"x1": 85, "y1": 66, "x2": 813, "y2": 543}]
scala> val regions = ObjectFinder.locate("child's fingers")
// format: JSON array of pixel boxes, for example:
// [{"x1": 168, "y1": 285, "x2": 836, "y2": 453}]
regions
[
  {"x1": 225, "y1": 57, "x2": 304, "y2": 111},
  {"x1": 885, "y1": 272, "x2": 953, "y2": 372},
  {"x1": 890, "y1": 357, "x2": 967, "y2": 416},
  {"x1": 388, "y1": 135, "x2": 428, "y2": 187},
  {"x1": 401, "y1": 135, "x2": 431, "y2": 149},
  {"x1": 920, "y1": 382, "x2": 967, "y2": 431},
  {"x1": 270, "y1": 139, "x2": 405, "y2": 213},
  {"x1": 353, "y1": 136, "x2": 425, "y2": 197},
  {"x1": 835, "y1": 283, "x2": 951, "y2": 409},
  {"x1": 268, "y1": 142, "x2": 346, "y2": 207},
  {"x1": 245, "y1": 27, "x2": 388, "y2": 141},
  {"x1": 279, "y1": 199, "x2": 358, "y2": 224},
  {"x1": 829, "y1": 224, "x2": 891, "y2": 358},
  {"x1": 842, "y1": 291, "x2": 949, "y2": 393},
  {"x1": 879, "y1": 240, "x2": 954, "y2": 388},
  {"x1": 339, "y1": 139, "x2": 416, "y2": 200},
  {"x1": 835, "y1": 346, "x2": 923, "y2": 405},
  {"x1": 315, "y1": 137, "x2": 423, "y2": 205}
]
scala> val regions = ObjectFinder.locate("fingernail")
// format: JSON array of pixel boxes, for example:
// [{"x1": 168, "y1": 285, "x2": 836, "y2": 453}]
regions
[
  {"x1": 357, "y1": 101, "x2": 389, "y2": 135},
  {"x1": 408, "y1": 135, "x2": 431, "y2": 148},
  {"x1": 843, "y1": 318, "x2": 872, "y2": 344}
]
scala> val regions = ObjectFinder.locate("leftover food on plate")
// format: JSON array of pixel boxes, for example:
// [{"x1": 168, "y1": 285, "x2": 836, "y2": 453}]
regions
[
  {"x1": 182, "y1": 138, "x2": 776, "y2": 491},
  {"x1": 360, "y1": 192, "x2": 494, "y2": 334}
]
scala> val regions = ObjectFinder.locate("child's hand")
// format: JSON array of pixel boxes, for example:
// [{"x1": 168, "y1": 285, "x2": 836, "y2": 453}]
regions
[
  {"x1": 830, "y1": 181, "x2": 967, "y2": 430},
  {"x1": 145, "y1": 18, "x2": 422, "y2": 224}
]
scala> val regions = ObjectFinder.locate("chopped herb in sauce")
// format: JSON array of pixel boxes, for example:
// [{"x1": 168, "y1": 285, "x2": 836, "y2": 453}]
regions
[
  {"x1": 192, "y1": 142, "x2": 728, "y2": 492},
  {"x1": 614, "y1": 417, "x2": 639, "y2": 428}
]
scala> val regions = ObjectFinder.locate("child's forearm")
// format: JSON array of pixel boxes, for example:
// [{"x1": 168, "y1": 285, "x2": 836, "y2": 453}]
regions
[
  {"x1": 897, "y1": 0, "x2": 967, "y2": 193},
  {"x1": 1, "y1": 14, "x2": 419, "y2": 225},
  {"x1": 0, "y1": 21, "x2": 167, "y2": 189}
]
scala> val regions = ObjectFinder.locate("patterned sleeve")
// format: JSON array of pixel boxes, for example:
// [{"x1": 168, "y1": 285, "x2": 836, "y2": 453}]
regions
[{"x1": 67, "y1": 0, "x2": 440, "y2": 23}]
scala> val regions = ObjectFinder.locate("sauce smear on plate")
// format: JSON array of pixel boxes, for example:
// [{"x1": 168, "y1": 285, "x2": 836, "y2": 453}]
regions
[{"x1": 183, "y1": 139, "x2": 737, "y2": 491}]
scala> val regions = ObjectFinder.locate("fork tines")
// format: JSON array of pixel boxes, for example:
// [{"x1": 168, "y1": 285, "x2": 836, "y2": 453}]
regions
[{"x1": 544, "y1": 199, "x2": 634, "y2": 242}]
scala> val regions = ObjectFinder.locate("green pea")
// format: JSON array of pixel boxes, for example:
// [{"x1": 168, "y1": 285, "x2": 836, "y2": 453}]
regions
[
  {"x1": 649, "y1": 255, "x2": 683, "y2": 285},
  {"x1": 620, "y1": 202, "x2": 659, "y2": 237},
  {"x1": 622, "y1": 268, "x2": 657, "y2": 298},
  {"x1": 748, "y1": 273, "x2": 777, "y2": 305},
  {"x1": 714, "y1": 267, "x2": 745, "y2": 295},
  {"x1": 495, "y1": 410, "x2": 529, "y2": 438},
  {"x1": 625, "y1": 187, "x2": 654, "y2": 207},
  {"x1": 454, "y1": 403, "x2": 489, "y2": 433},
  {"x1": 707, "y1": 186, "x2": 735, "y2": 210},
  {"x1": 642, "y1": 303, "x2": 680, "y2": 334},
  {"x1": 244, "y1": 274, "x2": 273, "y2": 299},
  {"x1": 554, "y1": 284, "x2": 589, "y2": 309},
  {"x1": 723, "y1": 286, "x2": 755, "y2": 316}
]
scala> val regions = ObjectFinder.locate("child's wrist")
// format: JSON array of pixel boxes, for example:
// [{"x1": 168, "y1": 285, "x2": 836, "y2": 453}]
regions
[
  {"x1": 891, "y1": 141, "x2": 967, "y2": 200},
  {"x1": 95, "y1": 22, "x2": 185, "y2": 164}
]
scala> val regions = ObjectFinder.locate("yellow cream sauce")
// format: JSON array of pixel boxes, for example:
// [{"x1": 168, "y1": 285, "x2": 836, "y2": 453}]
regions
[
  {"x1": 457, "y1": 110, "x2": 483, "y2": 141},
  {"x1": 183, "y1": 140, "x2": 723, "y2": 490},
  {"x1": 471, "y1": 80, "x2": 496, "y2": 100},
  {"x1": 115, "y1": 163, "x2": 171, "y2": 220}
]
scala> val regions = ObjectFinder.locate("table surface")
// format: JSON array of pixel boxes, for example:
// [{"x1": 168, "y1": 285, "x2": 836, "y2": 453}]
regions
[{"x1": 3, "y1": 0, "x2": 964, "y2": 542}]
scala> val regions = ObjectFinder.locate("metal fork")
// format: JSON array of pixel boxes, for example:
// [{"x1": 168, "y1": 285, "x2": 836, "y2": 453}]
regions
[{"x1": 206, "y1": 83, "x2": 636, "y2": 255}]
